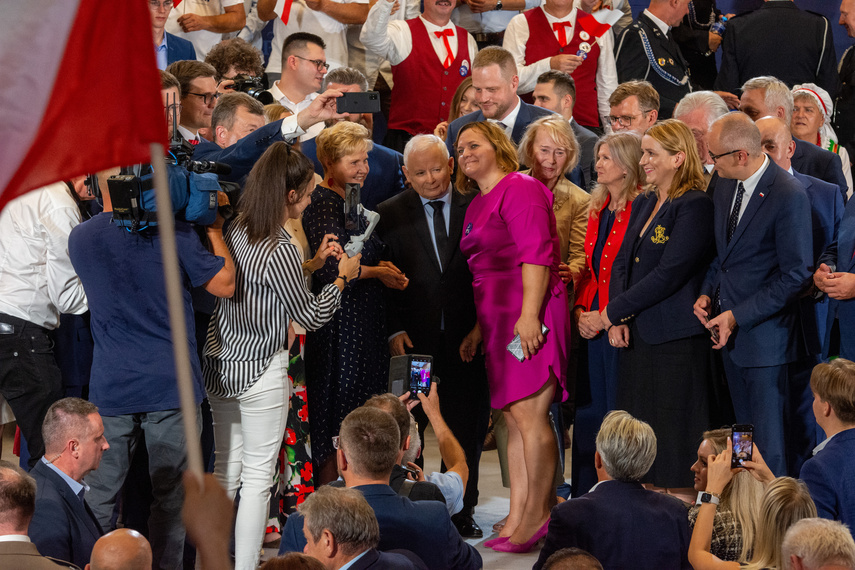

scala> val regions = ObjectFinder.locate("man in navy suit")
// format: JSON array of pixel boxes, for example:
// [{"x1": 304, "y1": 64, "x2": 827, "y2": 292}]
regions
[
  {"x1": 29, "y1": 398, "x2": 108, "y2": 569},
  {"x1": 299, "y1": 68, "x2": 406, "y2": 210},
  {"x1": 799, "y1": 359, "x2": 855, "y2": 538},
  {"x1": 150, "y1": 0, "x2": 196, "y2": 70},
  {"x1": 695, "y1": 112, "x2": 813, "y2": 477},
  {"x1": 445, "y1": 46, "x2": 554, "y2": 156},
  {"x1": 533, "y1": 411, "x2": 691, "y2": 570},
  {"x1": 299, "y1": 485, "x2": 427, "y2": 570},
  {"x1": 278, "y1": 407, "x2": 481, "y2": 570}
]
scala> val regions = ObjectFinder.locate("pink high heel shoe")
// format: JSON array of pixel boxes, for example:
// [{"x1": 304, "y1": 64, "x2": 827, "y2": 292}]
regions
[
  {"x1": 483, "y1": 536, "x2": 509, "y2": 549},
  {"x1": 491, "y1": 519, "x2": 550, "y2": 553}
]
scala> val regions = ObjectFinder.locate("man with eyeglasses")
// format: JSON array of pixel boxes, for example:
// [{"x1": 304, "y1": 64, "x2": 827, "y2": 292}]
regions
[
  {"x1": 606, "y1": 80, "x2": 659, "y2": 136},
  {"x1": 166, "y1": 60, "x2": 220, "y2": 144},
  {"x1": 266, "y1": 33, "x2": 330, "y2": 141},
  {"x1": 693, "y1": 111, "x2": 813, "y2": 478},
  {"x1": 149, "y1": 0, "x2": 196, "y2": 70},
  {"x1": 165, "y1": 0, "x2": 246, "y2": 61}
]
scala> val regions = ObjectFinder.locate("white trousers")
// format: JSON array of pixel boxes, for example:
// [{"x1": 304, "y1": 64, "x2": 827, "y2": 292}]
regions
[{"x1": 209, "y1": 348, "x2": 290, "y2": 570}]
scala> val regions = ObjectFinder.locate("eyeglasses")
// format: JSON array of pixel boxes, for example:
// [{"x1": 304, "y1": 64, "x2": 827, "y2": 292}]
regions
[
  {"x1": 708, "y1": 149, "x2": 742, "y2": 163},
  {"x1": 332, "y1": 436, "x2": 340, "y2": 450},
  {"x1": 148, "y1": 0, "x2": 174, "y2": 10},
  {"x1": 607, "y1": 111, "x2": 649, "y2": 127},
  {"x1": 294, "y1": 55, "x2": 330, "y2": 71},
  {"x1": 187, "y1": 91, "x2": 221, "y2": 106}
]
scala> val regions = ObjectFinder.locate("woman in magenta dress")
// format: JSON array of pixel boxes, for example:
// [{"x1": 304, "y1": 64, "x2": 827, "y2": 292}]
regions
[{"x1": 457, "y1": 121, "x2": 571, "y2": 553}]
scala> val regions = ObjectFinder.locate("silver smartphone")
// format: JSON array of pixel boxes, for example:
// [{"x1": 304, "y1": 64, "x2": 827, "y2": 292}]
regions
[{"x1": 507, "y1": 324, "x2": 550, "y2": 362}]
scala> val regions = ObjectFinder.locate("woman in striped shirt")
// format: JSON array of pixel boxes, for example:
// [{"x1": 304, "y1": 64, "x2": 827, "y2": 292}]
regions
[{"x1": 203, "y1": 142, "x2": 360, "y2": 570}]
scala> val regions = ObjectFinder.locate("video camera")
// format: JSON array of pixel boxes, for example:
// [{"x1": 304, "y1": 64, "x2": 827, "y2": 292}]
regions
[{"x1": 229, "y1": 74, "x2": 274, "y2": 105}]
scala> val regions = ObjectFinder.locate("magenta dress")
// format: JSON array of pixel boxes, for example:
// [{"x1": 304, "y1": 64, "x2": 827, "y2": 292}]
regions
[{"x1": 460, "y1": 172, "x2": 571, "y2": 409}]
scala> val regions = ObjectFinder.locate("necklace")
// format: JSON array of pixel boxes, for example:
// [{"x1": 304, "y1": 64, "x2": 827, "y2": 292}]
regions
[{"x1": 480, "y1": 173, "x2": 505, "y2": 194}]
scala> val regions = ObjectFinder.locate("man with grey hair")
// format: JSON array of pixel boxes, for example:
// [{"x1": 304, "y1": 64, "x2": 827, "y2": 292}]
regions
[
  {"x1": 300, "y1": 486, "x2": 427, "y2": 570},
  {"x1": 29, "y1": 398, "x2": 108, "y2": 569},
  {"x1": 674, "y1": 91, "x2": 729, "y2": 188},
  {"x1": 376, "y1": 133, "x2": 489, "y2": 538},
  {"x1": 739, "y1": 76, "x2": 849, "y2": 198},
  {"x1": 782, "y1": 518, "x2": 855, "y2": 570},
  {"x1": 534, "y1": 410, "x2": 690, "y2": 569},
  {"x1": 210, "y1": 92, "x2": 266, "y2": 150},
  {"x1": 694, "y1": 112, "x2": 813, "y2": 477}
]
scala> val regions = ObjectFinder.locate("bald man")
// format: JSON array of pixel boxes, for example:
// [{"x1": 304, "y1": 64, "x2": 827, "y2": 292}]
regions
[{"x1": 85, "y1": 529, "x2": 152, "y2": 570}]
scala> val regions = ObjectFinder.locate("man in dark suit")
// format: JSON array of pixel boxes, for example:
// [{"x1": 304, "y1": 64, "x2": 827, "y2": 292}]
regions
[
  {"x1": 671, "y1": 0, "x2": 724, "y2": 90},
  {"x1": 714, "y1": 0, "x2": 840, "y2": 98},
  {"x1": 799, "y1": 359, "x2": 855, "y2": 538},
  {"x1": 534, "y1": 411, "x2": 691, "y2": 570},
  {"x1": 445, "y1": 46, "x2": 554, "y2": 156},
  {"x1": 614, "y1": 0, "x2": 693, "y2": 119},
  {"x1": 674, "y1": 90, "x2": 730, "y2": 191},
  {"x1": 0, "y1": 461, "x2": 78, "y2": 569},
  {"x1": 834, "y1": 0, "x2": 855, "y2": 165},
  {"x1": 695, "y1": 112, "x2": 813, "y2": 477},
  {"x1": 299, "y1": 486, "x2": 427, "y2": 570},
  {"x1": 29, "y1": 398, "x2": 108, "y2": 569},
  {"x1": 376, "y1": 135, "x2": 489, "y2": 537},
  {"x1": 279, "y1": 407, "x2": 482, "y2": 570},
  {"x1": 150, "y1": 0, "x2": 196, "y2": 70}
]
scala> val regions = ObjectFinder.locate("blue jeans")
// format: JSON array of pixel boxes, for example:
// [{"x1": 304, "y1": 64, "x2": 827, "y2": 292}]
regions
[{"x1": 85, "y1": 408, "x2": 201, "y2": 570}]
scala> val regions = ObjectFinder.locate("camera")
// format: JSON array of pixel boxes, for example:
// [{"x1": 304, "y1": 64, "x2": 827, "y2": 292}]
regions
[{"x1": 230, "y1": 74, "x2": 274, "y2": 105}]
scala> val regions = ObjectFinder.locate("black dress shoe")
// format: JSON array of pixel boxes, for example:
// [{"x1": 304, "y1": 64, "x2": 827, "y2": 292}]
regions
[{"x1": 451, "y1": 512, "x2": 483, "y2": 538}]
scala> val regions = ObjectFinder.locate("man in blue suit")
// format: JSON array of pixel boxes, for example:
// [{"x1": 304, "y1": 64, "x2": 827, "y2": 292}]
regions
[
  {"x1": 533, "y1": 411, "x2": 690, "y2": 570},
  {"x1": 278, "y1": 407, "x2": 481, "y2": 570},
  {"x1": 299, "y1": 68, "x2": 406, "y2": 210},
  {"x1": 150, "y1": 0, "x2": 196, "y2": 70},
  {"x1": 799, "y1": 359, "x2": 855, "y2": 539},
  {"x1": 445, "y1": 46, "x2": 554, "y2": 156},
  {"x1": 29, "y1": 398, "x2": 108, "y2": 569},
  {"x1": 816, "y1": 189, "x2": 855, "y2": 361},
  {"x1": 695, "y1": 112, "x2": 813, "y2": 477}
]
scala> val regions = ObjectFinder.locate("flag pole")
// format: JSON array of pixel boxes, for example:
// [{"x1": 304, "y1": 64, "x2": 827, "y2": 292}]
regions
[{"x1": 150, "y1": 142, "x2": 205, "y2": 484}]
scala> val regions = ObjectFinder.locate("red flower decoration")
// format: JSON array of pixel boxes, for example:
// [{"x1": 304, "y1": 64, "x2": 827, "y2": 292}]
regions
[
  {"x1": 284, "y1": 428, "x2": 297, "y2": 445},
  {"x1": 297, "y1": 403, "x2": 309, "y2": 422},
  {"x1": 301, "y1": 462, "x2": 313, "y2": 483}
]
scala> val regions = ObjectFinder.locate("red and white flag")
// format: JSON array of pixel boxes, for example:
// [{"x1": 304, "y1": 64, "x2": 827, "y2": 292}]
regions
[{"x1": 0, "y1": 0, "x2": 166, "y2": 211}]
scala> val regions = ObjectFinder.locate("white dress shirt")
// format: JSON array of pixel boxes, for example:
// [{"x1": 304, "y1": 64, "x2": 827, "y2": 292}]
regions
[
  {"x1": 493, "y1": 97, "x2": 522, "y2": 137},
  {"x1": 452, "y1": 0, "x2": 541, "y2": 35},
  {"x1": 503, "y1": 6, "x2": 617, "y2": 121},
  {"x1": 165, "y1": 0, "x2": 245, "y2": 59},
  {"x1": 267, "y1": 82, "x2": 324, "y2": 141},
  {"x1": 643, "y1": 8, "x2": 670, "y2": 36},
  {"x1": 0, "y1": 183, "x2": 87, "y2": 329},
  {"x1": 361, "y1": 2, "x2": 479, "y2": 68},
  {"x1": 733, "y1": 155, "x2": 770, "y2": 224}
]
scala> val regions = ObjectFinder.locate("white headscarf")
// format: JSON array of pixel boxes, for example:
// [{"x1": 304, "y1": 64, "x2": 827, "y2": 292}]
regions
[{"x1": 792, "y1": 83, "x2": 841, "y2": 153}]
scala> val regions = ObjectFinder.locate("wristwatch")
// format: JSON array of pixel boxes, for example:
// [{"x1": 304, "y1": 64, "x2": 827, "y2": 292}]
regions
[
  {"x1": 696, "y1": 491, "x2": 720, "y2": 506},
  {"x1": 494, "y1": 0, "x2": 503, "y2": 10}
]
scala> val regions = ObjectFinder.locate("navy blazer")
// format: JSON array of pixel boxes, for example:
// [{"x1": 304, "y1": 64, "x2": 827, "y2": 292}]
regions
[
  {"x1": 792, "y1": 138, "x2": 849, "y2": 201},
  {"x1": 444, "y1": 101, "x2": 555, "y2": 156},
  {"x1": 166, "y1": 31, "x2": 197, "y2": 65},
  {"x1": 300, "y1": 138, "x2": 406, "y2": 210},
  {"x1": 800, "y1": 429, "x2": 855, "y2": 538},
  {"x1": 701, "y1": 160, "x2": 813, "y2": 367},
  {"x1": 349, "y1": 548, "x2": 428, "y2": 570},
  {"x1": 279, "y1": 485, "x2": 481, "y2": 570},
  {"x1": 533, "y1": 480, "x2": 691, "y2": 570},
  {"x1": 819, "y1": 195, "x2": 855, "y2": 359},
  {"x1": 193, "y1": 119, "x2": 288, "y2": 187},
  {"x1": 608, "y1": 189, "x2": 714, "y2": 345},
  {"x1": 29, "y1": 460, "x2": 103, "y2": 569}
]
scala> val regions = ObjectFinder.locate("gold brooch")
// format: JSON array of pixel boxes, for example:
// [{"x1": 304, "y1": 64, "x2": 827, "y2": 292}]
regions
[{"x1": 651, "y1": 225, "x2": 670, "y2": 244}]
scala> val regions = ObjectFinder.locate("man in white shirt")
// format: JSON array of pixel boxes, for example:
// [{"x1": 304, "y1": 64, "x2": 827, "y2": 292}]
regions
[
  {"x1": 452, "y1": 0, "x2": 540, "y2": 51},
  {"x1": 503, "y1": 0, "x2": 617, "y2": 129},
  {"x1": 0, "y1": 181, "x2": 88, "y2": 469},
  {"x1": 165, "y1": 0, "x2": 246, "y2": 60},
  {"x1": 361, "y1": 0, "x2": 479, "y2": 152}
]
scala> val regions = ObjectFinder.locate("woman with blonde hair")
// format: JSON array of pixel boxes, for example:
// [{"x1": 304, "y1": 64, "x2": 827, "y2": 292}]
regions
[
  {"x1": 571, "y1": 131, "x2": 643, "y2": 497},
  {"x1": 690, "y1": 439, "x2": 817, "y2": 570},
  {"x1": 602, "y1": 119, "x2": 715, "y2": 491},
  {"x1": 457, "y1": 121, "x2": 571, "y2": 553}
]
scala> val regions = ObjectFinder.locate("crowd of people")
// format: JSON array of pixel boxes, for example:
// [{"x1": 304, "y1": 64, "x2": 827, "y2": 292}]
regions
[{"x1": 6, "y1": 0, "x2": 855, "y2": 568}]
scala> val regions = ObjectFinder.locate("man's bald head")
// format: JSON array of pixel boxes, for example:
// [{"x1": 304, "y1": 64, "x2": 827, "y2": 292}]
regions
[
  {"x1": 86, "y1": 529, "x2": 152, "y2": 570},
  {"x1": 755, "y1": 116, "x2": 796, "y2": 171}
]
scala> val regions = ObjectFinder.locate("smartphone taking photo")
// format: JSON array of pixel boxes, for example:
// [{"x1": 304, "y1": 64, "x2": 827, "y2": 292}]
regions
[{"x1": 731, "y1": 424, "x2": 754, "y2": 468}]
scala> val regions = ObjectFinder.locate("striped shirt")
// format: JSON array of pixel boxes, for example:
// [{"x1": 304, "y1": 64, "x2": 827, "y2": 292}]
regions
[{"x1": 203, "y1": 222, "x2": 343, "y2": 398}]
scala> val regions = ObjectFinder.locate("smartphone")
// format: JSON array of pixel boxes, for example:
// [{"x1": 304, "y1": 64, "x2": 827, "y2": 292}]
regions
[
  {"x1": 336, "y1": 91, "x2": 381, "y2": 114},
  {"x1": 408, "y1": 356, "x2": 432, "y2": 399},
  {"x1": 731, "y1": 424, "x2": 754, "y2": 468},
  {"x1": 507, "y1": 324, "x2": 550, "y2": 363}
]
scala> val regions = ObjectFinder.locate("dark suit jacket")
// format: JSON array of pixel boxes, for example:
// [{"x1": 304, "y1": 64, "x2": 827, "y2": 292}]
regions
[
  {"x1": 349, "y1": 548, "x2": 428, "y2": 570},
  {"x1": 800, "y1": 429, "x2": 855, "y2": 538},
  {"x1": 792, "y1": 138, "x2": 849, "y2": 201},
  {"x1": 29, "y1": 461, "x2": 103, "y2": 569},
  {"x1": 671, "y1": 0, "x2": 721, "y2": 90},
  {"x1": 714, "y1": 2, "x2": 840, "y2": 97},
  {"x1": 165, "y1": 31, "x2": 196, "y2": 65},
  {"x1": 701, "y1": 160, "x2": 813, "y2": 367},
  {"x1": 533, "y1": 480, "x2": 691, "y2": 570},
  {"x1": 301, "y1": 138, "x2": 406, "y2": 210},
  {"x1": 193, "y1": 119, "x2": 288, "y2": 187},
  {"x1": 279, "y1": 485, "x2": 481, "y2": 570},
  {"x1": 0, "y1": 541, "x2": 78, "y2": 569},
  {"x1": 615, "y1": 12, "x2": 693, "y2": 119},
  {"x1": 571, "y1": 119, "x2": 598, "y2": 191},
  {"x1": 444, "y1": 101, "x2": 554, "y2": 156},
  {"x1": 608, "y1": 189, "x2": 714, "y2": 345},
  {"x1": 819, "y1": 194, "x2": 855, "y2": 359}
]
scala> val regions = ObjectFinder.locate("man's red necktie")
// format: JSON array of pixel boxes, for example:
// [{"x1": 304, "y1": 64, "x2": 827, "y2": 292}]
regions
[
  {"x1": 434, "y1": 30, "x2": 455, "y2": 69},
  {"x1": 552, "y1": 21, "x2": 573, "y2": 47}
]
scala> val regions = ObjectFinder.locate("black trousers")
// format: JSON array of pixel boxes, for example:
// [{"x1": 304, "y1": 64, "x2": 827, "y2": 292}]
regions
[{"x1": 0, "y1": 313, "x2": 64, "y2": 468}]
